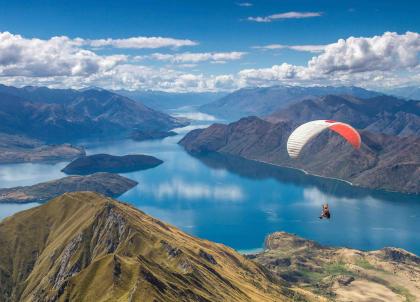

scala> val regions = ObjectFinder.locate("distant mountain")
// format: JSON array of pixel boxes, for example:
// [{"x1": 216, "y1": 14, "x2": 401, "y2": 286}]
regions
[
  {"x1": 180, "y1": 116, "x2": 420, "y2": 194},
  {"x1": 0, "y1": 192, "x2": 291, "y2": 301},
  {"x1": 383, "y1": 86, "x2": 420, "y2": 100},
  {"x1": 114, "y1": 89, "x2": 226, "y2": 111},
  {"x1": 0, "y1": 85, "x2": 187, "y2": 142},
  {"x1": 0, "y1": 84, "x2": 79, "y2": 104},
  {"x1": 267, "y1": 95, "x2": 420, "y2": 136},
  {"x1": 200, "y1": 85, "x2": 382, "y2": 120}
]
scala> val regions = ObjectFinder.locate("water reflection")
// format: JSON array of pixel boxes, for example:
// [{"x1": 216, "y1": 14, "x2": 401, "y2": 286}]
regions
[
  {"x1": 0, "y1": 162, "x2": 67, "y2": 188},
  {"x1": 191, "y1": 152, "x2": 417, "y2": 203},
  {"x1": 143, "y1": 177, "x2": 244, "y2": 201}
]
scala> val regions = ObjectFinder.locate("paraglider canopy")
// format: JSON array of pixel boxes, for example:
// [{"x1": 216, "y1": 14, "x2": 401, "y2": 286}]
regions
[{"x1": 287, "y1": 120, "x2": 361, "y2": 158}]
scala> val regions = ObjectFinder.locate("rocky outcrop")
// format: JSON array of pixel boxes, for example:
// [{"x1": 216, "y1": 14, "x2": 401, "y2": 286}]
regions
[
  {"x1": 251, "y1": 232, "x2": 420, "y2": 302},
  {"x1": 0, "y1": 133, "x2": 85, "y2": 164},
  {"x1": 61, "y1": 154, "x2": 163, "y2": 175},
  {"x1": 0, "y1": 192, "x2": 296, "y2": 302},
  {"x1": 179, "y1": 117, "x2": 420, "y2": 194},
  {"x1": 0, "y1": 173, "x2": 137, "y2": 203}
]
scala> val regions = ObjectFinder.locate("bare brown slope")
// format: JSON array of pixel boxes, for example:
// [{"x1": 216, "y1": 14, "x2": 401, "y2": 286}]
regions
[{"x1": 0, "y1": 192, "x2": 296, "y2": 302}]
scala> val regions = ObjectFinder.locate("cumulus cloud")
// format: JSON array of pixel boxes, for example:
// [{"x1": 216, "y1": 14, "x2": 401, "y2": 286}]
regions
[
  {"x1": 148, "y1": 51, "x2": 246, "y2": 63},
  {"x1": 248, "y1": 11, "x2": 322, "y2": 23},
  {"x1": 1, "y1": 31, "x2": 420, "y2": 92},
  {"x1": 239, "y1": 32, "x2": 420, "y2": 87},
  {"x1": 254, "y1": 44, "x2": 326, "y2": 53},
  {"x1": 85, "y1": 36, "x2": 197, "y2": 49},
  {"x1": 308, "y1": 31, "x2": 420, "y2": 74},
  {"x1": 0, "y1": 32, "x2": 125, "y2": 77}
]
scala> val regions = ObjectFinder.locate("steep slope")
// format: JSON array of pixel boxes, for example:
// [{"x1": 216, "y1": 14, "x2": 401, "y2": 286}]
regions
[
  {"x1": 267, "y1": 95, "x2": 420, "y2": 136},
  {"x1": 179, "y1": 117, "x2": 420, "y2": 194},
  {"x1": 0, "y1": 173, "x2": 137, "y2": 203},
  {"x1": 0, "y1": 86, "x2": 187, "y2": 142},
  {"x1": 200, "y1": 86, "x2": 381, "y2": 120},
  {"x1": 251, "y1": 232, "x2": 420, "y2": 302},
  {"x1": 0, "y1": 192, "x2": 296, "y2": 302}
]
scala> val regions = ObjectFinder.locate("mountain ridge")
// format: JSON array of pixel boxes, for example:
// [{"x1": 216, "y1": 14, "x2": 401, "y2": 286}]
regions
[
  {"x1": 200, "y1": 85, "x2": 382, "y2": 120},
  {"x1": 0, "y1": 192, "x2": 294, "y2": 302},
  {"x1": 0, "y1": 85, "x2": 187, "y2": 142}
]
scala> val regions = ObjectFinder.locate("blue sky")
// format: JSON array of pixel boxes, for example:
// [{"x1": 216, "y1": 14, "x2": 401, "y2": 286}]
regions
[{"x1": 0, "y1": 0, "x2": 419, "y2": 91}]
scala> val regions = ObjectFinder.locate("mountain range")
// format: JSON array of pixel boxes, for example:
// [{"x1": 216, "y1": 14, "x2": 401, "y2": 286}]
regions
[
  {"x1": 0, "y1": 85, "x2": 186, "y2": 142},
  {"x1": 267, "y1": 94, "x2": 420, "y2": 136},
  {"x1": 180, "y1": 95, "x2": 420, "y2": 194},
  {"x1": 199, "y1": 85, "x2": 382, "y2": 120}
]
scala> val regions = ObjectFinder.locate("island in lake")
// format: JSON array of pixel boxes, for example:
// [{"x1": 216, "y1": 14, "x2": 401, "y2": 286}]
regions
[
  {"x1": 0, "y1": 173, "x2": 137, "y2": 203},
  {"x1": 61, "y1": 153, "x2": 163, "y2": 175}
]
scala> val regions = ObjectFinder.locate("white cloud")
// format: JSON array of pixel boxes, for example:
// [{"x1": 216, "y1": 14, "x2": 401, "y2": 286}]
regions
[
  {"x1": 254, "y1": 44, "x2": 326, "y2": 53},
  {"x1": 237, "y1": 2, "x2": 253, "y2": 7},
  {"x1": 248, "y1": 11, "x2": 322, "y2": 23},
  {"x1": 0, "y1": 32, "x2": 125, "y2": 77},
  {"x1": 85, "y1": 37, "x2": 197, "y2": 49},
  {"x1": 308, "y1": 31, "x2": 420, "y2": 74},
  {"x1": 238, "y1": 32, "x2": 420, "y2": 87},
  {"x1": 1, "y1": 31, "x2": 420, "y2": 92},
  {"x1": 148, "y1": 51, "x2": 246, "y2": 63}
]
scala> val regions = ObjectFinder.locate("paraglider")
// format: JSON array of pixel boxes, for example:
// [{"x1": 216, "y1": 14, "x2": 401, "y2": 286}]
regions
[
  {"x1": 287, "y1": 120, "x2": 361, "y2": 158},
  {"x1": 287, "y1": 120, "x2": 361, "y2": 221},
  {"x1": 319, "y1": 203, "x2": 331, "y2": 219}
]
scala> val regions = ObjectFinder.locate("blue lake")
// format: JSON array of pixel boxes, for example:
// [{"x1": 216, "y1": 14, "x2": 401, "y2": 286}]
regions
[{"x1": 1, "y1": 111, "x2": 419, "y2": 255}]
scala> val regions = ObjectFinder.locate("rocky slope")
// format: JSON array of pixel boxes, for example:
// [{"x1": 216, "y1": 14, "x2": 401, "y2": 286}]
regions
[
  {"x1": 250, "y1": 232, "x2": 420, "y2": 302},
  {"x1": 179, "y1": 117, "x2": 420, "y2": 194},
  {"x1": 0, "y1": 173, "x2": 137, "y2": 203},
  {"x1": 0, "y1": 86, "x2": 187, "y2": 142},
  {"x1": 267, "y1": 95, "x2": 420, "y2": 136},
  {"x1": 200, "y1": 86, "x2": 381, "y2": 120},
  {"x1": 0, "y1": 133, "x2": 85, "y2": 164},
  {"x1": 62, "y1": 154, "x2": 163, "y2": 175},
  {"x1": 0, "y1": 192, "x2": 297, "y2": 302}
]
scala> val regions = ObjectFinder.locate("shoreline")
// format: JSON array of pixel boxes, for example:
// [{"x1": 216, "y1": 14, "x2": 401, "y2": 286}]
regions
[{"x1": 232, "y1": 155, "x2": 417, "y2": 196}]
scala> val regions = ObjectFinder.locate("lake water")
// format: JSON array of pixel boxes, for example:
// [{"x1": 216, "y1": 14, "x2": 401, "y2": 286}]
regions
[{"x1": 1, "y1": 109, "x2": 419, "y2": 255}]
